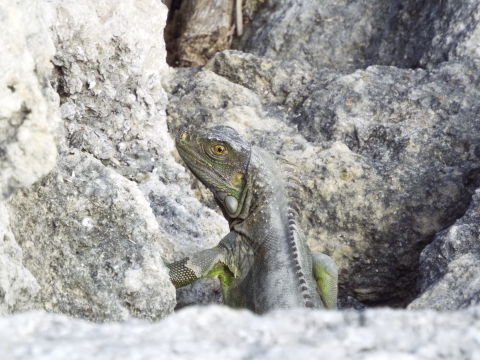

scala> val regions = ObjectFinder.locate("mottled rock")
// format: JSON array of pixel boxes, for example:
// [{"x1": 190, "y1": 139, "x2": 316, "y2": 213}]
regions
[
  {"x1": 0, "y1": 0, "x2": 59, "y2": 200},
  {"x1": 1, "y1": 306, "x2": 480, "y2": 359},
  {"x1": 7, "y1": 151, "x2": 176, "y2": 321},
  {"x1": 3, "y1": 0, "x2": 228, "y2": 320},
  {"x1": 409, "y1": 189, "x2": 480, "y2": 310},
  {"x1": 374, "y1": 0, "x2": 480, "y2": 68},
  {"x1": 0, "y1": 0, "x2": 61, "y2": 316},
  {"x1": 41, "y1": 0, "x2": 228, "y2": 260},
  {"x1": 167, "y1": 50, "x2": 480, "y2": 306},
  {"x1": 236, "y1": 0, "x2": 480, "y2": 70},
  {"x1": 0, "y1": 202, "x2": 40, "y2": 316},
  {"x1": 337, "y1": 296, "x2": 365, "y2": 311},
  {"x1": 43, "y1": 0, "x2": 170, "y2": 174}
]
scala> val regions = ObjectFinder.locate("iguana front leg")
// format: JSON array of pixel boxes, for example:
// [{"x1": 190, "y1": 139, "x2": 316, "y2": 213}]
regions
[
  {"x1": 166, "y1": 231, "x2": 251, "y2": 291},
  {"x1": 312, "y1": 252, "x2": 339, "y2": 309}
]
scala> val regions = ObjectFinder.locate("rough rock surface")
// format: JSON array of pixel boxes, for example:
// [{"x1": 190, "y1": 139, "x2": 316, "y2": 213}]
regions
[
  {"x1": 41, "y1": 0, "x2": 228, "y2": 277},
  {"x1": 409, "y1": 188, "x2": 480, "y2": 310},
  {"x1": 166, "y1": 51, "x2": 480, "y2": 306},
  {"x1": 236, "y1": 0, "x2": 480, "y2": 70},
  {"x1": 0, "y1": 203, "x2": 40, "y2": 316},
  {"x1": 0, "y1": 0, "x2": 59, "y2": 316},
  {"x1": 4, "y1": 0, "x2": 228, "y2": 320},
  {"x1": 0, "y1": 0, "x2": 59, "y2": 201},
  {"x1": 8, "y1": 151, "x2": 176, "y2": 322},
  {"x1": 1, "y1": 306, "x2": 480, "y2": 359}
]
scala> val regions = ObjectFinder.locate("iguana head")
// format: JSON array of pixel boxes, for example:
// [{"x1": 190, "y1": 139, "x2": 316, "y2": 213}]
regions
[{"x1": 176, "y1": 125, "x2": 251, "y2": 218}]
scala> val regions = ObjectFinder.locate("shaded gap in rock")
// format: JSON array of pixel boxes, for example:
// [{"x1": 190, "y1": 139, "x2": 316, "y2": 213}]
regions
[
  {"x1": 50, "y1": 64, "x2": 68, "y2": 104},
  {"x1": 164, "y1": 0, "x2": 265, "y2": 67}
]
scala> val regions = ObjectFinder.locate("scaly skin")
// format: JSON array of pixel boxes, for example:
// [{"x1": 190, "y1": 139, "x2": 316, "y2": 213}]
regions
[{"x1": 168, "y1": 126, "x2": 338, "y2": 313}]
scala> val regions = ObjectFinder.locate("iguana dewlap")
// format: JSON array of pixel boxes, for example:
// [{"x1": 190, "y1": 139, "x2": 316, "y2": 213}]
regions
[{"x1": 167, "y1": 125, "x2": 338, "y2": 313}]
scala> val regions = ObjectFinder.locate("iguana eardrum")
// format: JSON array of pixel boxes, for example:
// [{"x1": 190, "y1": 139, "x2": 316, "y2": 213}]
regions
[{"x1": 168, "y1": 125, "x2": 338, "y2": 313}]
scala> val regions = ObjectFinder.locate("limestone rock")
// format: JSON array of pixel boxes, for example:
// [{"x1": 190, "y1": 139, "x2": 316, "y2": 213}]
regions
[
  {"x1": 409, "y1": 189, "x2": 480, "y2": 310},
  {"x1": 40, "y1": 0, "x2": 228, "y2": 261},
  {"x1": 236, "y1": 0, "x2": 480, "y2": 70},
  {"x1": 167, "y1": 50, "x2": 480, "y2": 306},
  {"x1": 7, "y1": 151, "x2": 176, "y2": 321},
  {"x1": 1, "y1": 306, "x2": 480, "y2": 359},
  {"x1": 0, "y1": 0, "x2": 60, "y2": 317},
  {"x1": 0, "y1": 203, "x2": 40, "y2": 316},
  {"x1": 2, "y1": 0, "x2": 228, "y2": 320},
  {"x1": 0, "y1": 0, "x2": 59, "y2": 201}
]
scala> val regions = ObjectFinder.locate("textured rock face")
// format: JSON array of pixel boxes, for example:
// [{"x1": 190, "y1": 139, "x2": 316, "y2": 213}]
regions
[
  {"x1": 0, "y1": 0, "x2": 59, "y2": 316},
  {"x1": 237, "y1": 0, "x2": 480, "y2": 70},
  {"x1": 0, "y1": 0, "x2": 59, "y2": 201},
  {"x1": 4, "y1": 0, "x2": 228, "y2": 320},
  {"x1": 3, "y1": 0, "x2": 177, "y2": 321},
  {"x1": 2, "y1": 306, "x2": 480, "y2": 359},
  {"x1": 39, "y1": 0, "x2": 227, "y2": 262},
  {"x1": 167, "y1": 51, "x2": 480, "y2": 306},
  {"x1": 409, "y1": 189, "x2": 480, "y2": 310},
  {"x1": 0, "y1": 203, "x2": 40, "y2": 316},
  {"x1": 8, "y1": 151, "x2": 175, "y2": 321}
]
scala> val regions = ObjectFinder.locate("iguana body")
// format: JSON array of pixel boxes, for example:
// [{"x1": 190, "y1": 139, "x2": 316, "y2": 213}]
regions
[{"x1": 168, "y1": 126, "x2": 338, "y2": 313}]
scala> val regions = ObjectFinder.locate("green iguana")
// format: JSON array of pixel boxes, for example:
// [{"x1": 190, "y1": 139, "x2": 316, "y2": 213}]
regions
[{"x1": 167, "y1": 125, "x2": 338, "y2": 313}]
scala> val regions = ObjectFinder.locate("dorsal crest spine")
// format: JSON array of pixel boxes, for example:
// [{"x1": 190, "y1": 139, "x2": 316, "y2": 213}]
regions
[{"x1": 278, "y1": 155, "x2": 315, "y2": 308}]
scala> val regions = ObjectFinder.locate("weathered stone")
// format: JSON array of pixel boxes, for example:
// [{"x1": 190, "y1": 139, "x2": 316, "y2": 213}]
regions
[
  {"x1": 40, "y1": 0, "x2": 228, "y2": 263},
  {"x1": 0, "y1": 0, "x2": 61, "y2": 316},
  {"x1": 7, "y1": 151, "x2": 176, "y2": 321},
  {"x1": 0, "y1": 0, "x2": 229, "y2": 320},
  {"x1": 409, "y1": 189, "x2": 480, "y2": 310},
  {"x1": 0, "y1": 202, "x2": 40, "y2": 316},
  {"x1": 236, "y1": 0, "x2": 480, "y2": 70},
  {"x1": 0, "y1": 0, "x2": 59, "y2": 201},
  {"x1": 337, "y1": 296, "x2": 365, "y2": 311},
  {"x1": 167, "y1": 50, "x2": 480, "y2": 306},
  {"x1": 1, "y1": 305, "x2": 480, "y2": 359}
]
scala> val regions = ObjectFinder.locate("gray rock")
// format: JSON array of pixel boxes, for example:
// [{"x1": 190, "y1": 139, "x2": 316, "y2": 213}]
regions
[
  {"x1": 373, "y1": 0, "x2": 480, "y2": 69},
  {"x1": 0, "y1": 0, "x2": 59, "y2": 201},
  {"x1": 0, "y1": 0, "x2": 61, "y2": 317},
  {"x1": 7, "y1": 151, "x2": 176, "y2": 321},
  {"x1": 167, "y1": 50, "x2": 480, "y2": 306},
  {"x1": 42, "y1": 0, "x2": 171, "y2": 175},
  {"x1": 1, "y1": 306, "x2": 480, "y2": 359},
  {"x1": 174, "y1": 277, "x2": 223, "y2": 310},
  {"x1": 409, "y1": 188, "x2": 480, "y2": 310},
  {"x1": 3, "y1": 0, "x2": 228, "y2": 320},
  {"x1": 236, "y1": 0, "x2": 480, "y2": 70},
  {"x1": 41, "y1": 0, "x2": 228, "y2": 279},
  {"x1": 337, "y1": 296, "x2": 365, "y2": 311},
  {"x1": 0, "y1": 202, "x2": 40, "y2": 316}
]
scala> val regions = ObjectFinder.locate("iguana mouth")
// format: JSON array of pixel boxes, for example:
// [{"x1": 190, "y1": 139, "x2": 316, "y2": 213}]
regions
[{"x1": 176, "y1": 145, "x2": 215, "y2": 180}]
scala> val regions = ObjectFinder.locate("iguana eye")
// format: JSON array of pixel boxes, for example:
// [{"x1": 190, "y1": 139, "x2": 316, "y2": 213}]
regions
[{"x1": 213, "y1": 144, "x2": 227, "y2": 155}]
